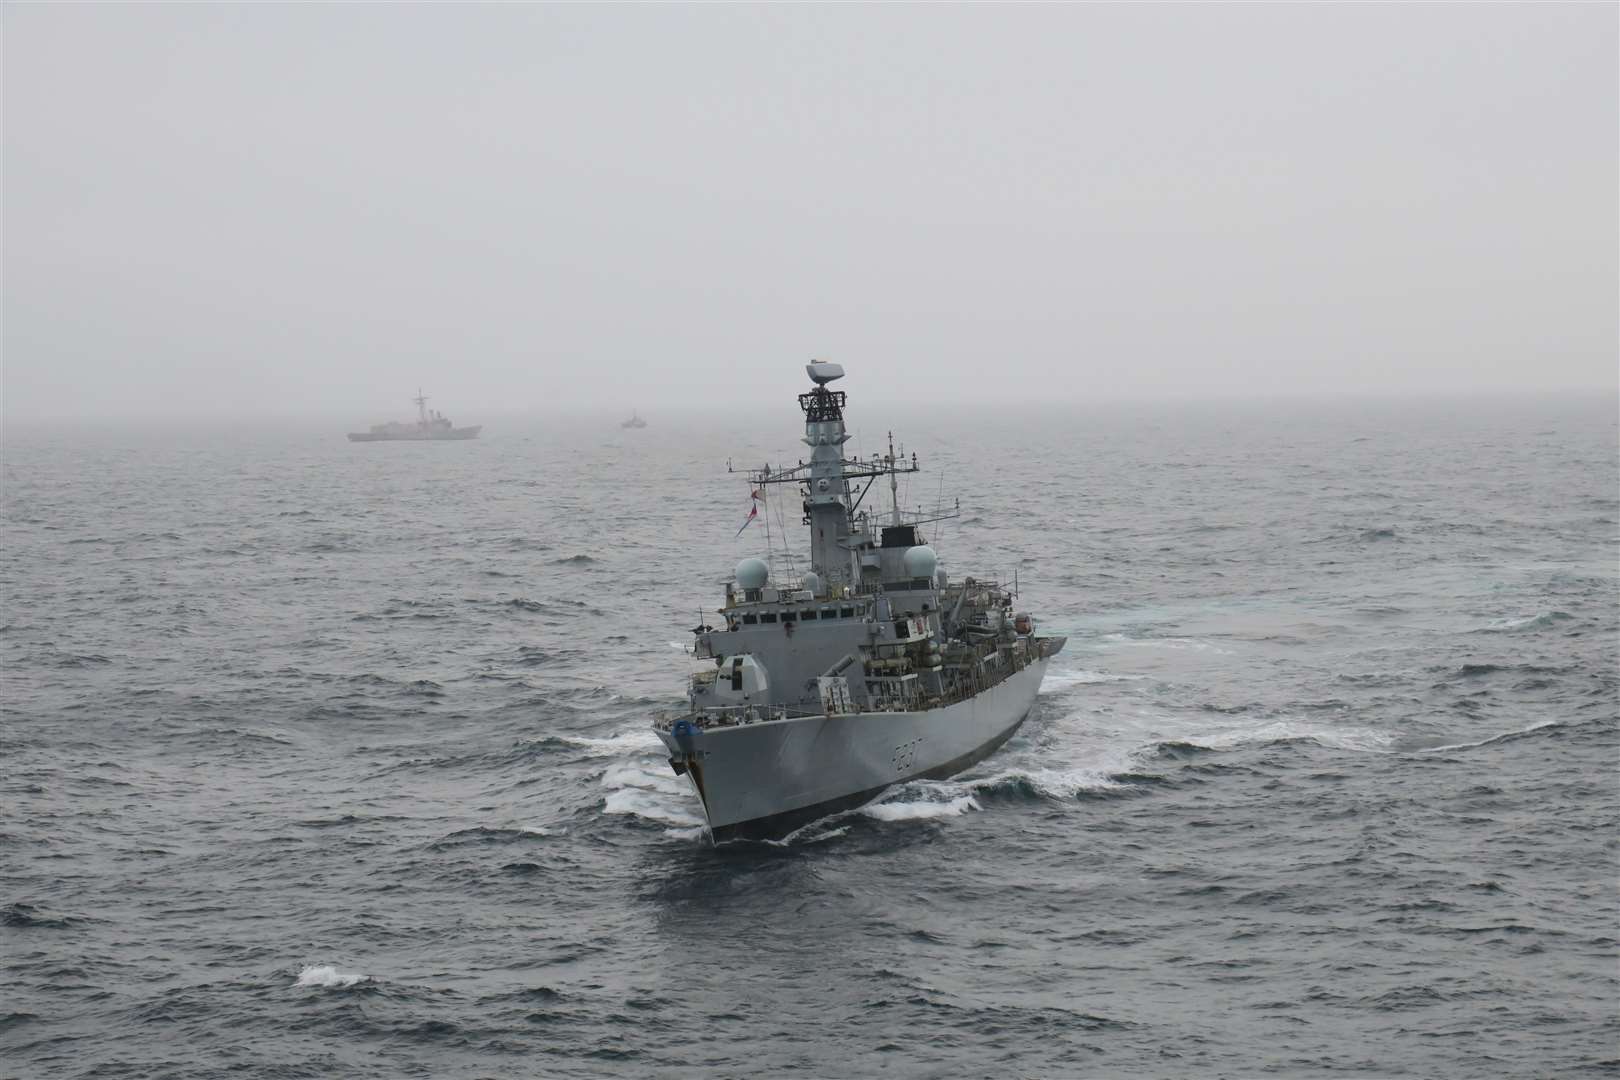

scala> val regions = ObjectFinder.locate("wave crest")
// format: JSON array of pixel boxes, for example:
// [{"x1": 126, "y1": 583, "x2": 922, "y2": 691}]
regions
[
  {"x1": 862, "y1": 794, "x2": 980, "y2": 822},
  {"x1": 295, "y1": 964, "x2": 367, "y2": 988},
  {"x1": 1476, "y1": 611, "x2": 1574, "y2": 633}
]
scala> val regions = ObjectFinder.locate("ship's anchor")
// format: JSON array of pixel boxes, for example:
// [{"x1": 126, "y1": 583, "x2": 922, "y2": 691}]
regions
[{"x1": 667, "y1": 719, "x2": 711, "y2": 806}]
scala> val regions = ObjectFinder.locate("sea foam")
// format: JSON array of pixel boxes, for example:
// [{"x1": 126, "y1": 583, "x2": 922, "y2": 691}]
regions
[
  {"x1": 1417, "y1": 721, "x2": 1562, "y2": 754},
  {"x1": 1041, "y1": 668, "x2": 1145, "y2": 691},
  {"x1": 603, "y1": 787, "x2": 704, "y2": 827},
  {"x1": 1477, "y1": 611, "x2": 1573, "y2": 633},
  {"x1": 559, "y1": 730, "x2": 663, "y2": 756},
  {"x1": 1183, "y1": 720, "x2": 1397, "y2": 754},
  {"x1": 861, "y1": 794, "x2": 980, "y2": 822},
  {"x1": 295, "y1": 964, "x2": 366, "y2": 988}
]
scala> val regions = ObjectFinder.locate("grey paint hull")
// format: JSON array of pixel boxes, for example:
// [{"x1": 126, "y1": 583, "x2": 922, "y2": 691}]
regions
[
  {"x1": 657, "y1": 655, "x2": 1051, "y2": 842},
  {"x1": 347, "y1": 426, "x2": 481, "y2": 441}
]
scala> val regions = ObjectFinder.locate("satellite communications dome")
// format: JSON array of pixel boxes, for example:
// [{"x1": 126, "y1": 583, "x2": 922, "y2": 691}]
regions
[
  {"x1": 735, "y1": 558, "x2": 770, "y2": 590},
  {"x1": 903, "y1": 545, "x2": 938, "y2": 580},
  {"x1": 801, "y1": 571, "x2": 824, "y2": 596}
]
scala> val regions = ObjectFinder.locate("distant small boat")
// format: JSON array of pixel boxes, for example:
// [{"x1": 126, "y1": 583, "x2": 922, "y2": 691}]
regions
[
  {"x1": 348, "y1": 391, "x2": 481, "y2": 442},
  {"x1": 621, "y1": 410, "x2": 648, "y2": 429}
]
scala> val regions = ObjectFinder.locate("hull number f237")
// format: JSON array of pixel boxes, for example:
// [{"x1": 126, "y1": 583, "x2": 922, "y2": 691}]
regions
[{"x1": 892, "y1": 738, "x2": 922, "y2": 773}]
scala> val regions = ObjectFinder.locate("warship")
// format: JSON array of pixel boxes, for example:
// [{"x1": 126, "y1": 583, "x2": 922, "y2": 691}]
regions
[
  {"x1": 621, "y1": 410, "x2": 648, "y2": 429},
  {"x1": 655, "y1": 361, "x2": 1065, "y2": 841},
  {"x1": 347, "y1": 392, "x2": 481, "y2": 442}
]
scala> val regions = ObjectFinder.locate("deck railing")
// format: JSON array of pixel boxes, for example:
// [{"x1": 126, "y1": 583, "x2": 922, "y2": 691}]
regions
[{"x1": 664, "y1": 636, "x2": 1062, "y2": 730}]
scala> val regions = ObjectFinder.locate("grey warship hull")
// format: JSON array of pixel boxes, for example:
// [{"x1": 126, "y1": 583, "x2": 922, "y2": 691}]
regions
[
  {"x1": 349, "y1": 392, "x2": 479, "y2": 441},
  {"x1": 657, "y1": 647, "x2": 1060, "y2": 841},
  {"x1": 655, "y1": 360, "x2": 1066, "y2": 843},
  {"x1": 347, "y1": 426, "x2": 481, "y2": 442}
]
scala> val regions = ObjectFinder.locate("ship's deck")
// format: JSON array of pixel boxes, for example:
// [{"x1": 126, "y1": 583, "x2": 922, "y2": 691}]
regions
[{"x1": 657, "y1": 635, "x2": 1066, "y2": 732}]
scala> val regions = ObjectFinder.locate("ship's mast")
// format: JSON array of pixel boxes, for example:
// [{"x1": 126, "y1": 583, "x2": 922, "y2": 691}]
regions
[
  {"x1": 798, "y1": 362, "x2": 855, "y2": 589},
  {"x1": 414, "y1": 389, "x2": 429, "y2": 426},
  {"x1": 744, "y1": 361, "x2": 923, "y2": 594},
  {"x1": 887, "y1": 431, "x2": 902, "y2": 526}
]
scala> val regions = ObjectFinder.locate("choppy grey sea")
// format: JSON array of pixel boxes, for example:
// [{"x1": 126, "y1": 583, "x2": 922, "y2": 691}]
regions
[{"x1": 2, "y1": 395, "x2": 1616, "y2": 1079}]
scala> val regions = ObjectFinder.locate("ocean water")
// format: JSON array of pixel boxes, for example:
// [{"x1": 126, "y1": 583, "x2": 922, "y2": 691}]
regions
[{"x1": 2, "y1": 395, "x2": 1616, "y2": 1079}]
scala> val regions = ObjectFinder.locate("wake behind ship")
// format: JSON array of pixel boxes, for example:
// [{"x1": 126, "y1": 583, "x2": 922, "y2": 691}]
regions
[
  {"x1": 656, "y1": 361, "x2": 1065, "y2": 842},
  {"x1": 347, "y1": 391, "x2": 481, "y2": 442}
]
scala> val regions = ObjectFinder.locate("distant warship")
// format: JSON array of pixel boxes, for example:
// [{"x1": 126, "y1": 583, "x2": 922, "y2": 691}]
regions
[
  {"x1": 347, "y1": 392, "x2": 481, "y2": 442},
  {"x1": 621, "y1": 410, "x2": 648, "y2": 429},
  {"x1": 656, "y1": 361, "x2": 1065, "y2": 841}
]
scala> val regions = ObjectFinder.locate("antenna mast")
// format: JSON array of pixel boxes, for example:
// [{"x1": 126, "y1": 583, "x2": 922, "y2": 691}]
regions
[
  {"x1": 760, "y1": 464, "x2": 774, "y2": 561},
  {"x1": 887, "y1": 431, "x2": 901, "y2": 526}
]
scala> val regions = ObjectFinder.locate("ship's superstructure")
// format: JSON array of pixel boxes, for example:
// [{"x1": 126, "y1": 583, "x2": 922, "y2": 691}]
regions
[
  {"x1": 655, "y1": 362, "x2": 1064, "y2": 841},
  {"x1": 347, "y1": 391, "x2": 481, "y2": 442}
]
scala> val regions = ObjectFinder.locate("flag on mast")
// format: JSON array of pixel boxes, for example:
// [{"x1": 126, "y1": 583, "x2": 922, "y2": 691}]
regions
[{"x1": 735, "y1": 488, "x2": 764, "y2": 537}]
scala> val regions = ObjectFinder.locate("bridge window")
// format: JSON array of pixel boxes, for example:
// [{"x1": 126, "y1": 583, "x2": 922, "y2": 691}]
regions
[
  {"x1": 840, "y1": 607, "x2": 855, "y2": 619},
  {"x1": 762, "y1": 612, "x2": 778, "y2": 624},
  {"x1": 800, "y1": 611, "x2": 818, "y2": 621},
  {"x1": 742, "y1": 614, "x2": 758, "y2": 625}
]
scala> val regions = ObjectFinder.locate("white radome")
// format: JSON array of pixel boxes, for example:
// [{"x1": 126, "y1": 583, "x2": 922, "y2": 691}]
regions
[
  {"x1": 903, "y1": 545, "x2": 938, "y2": 579},
  {"x1": 735, "y1": 558, "x2": 770, "y2": 590}
]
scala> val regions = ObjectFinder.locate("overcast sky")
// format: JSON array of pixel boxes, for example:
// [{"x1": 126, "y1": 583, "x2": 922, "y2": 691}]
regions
[{"x1": 3, "y1": 4, "x2": 1615, "y2": 422}]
